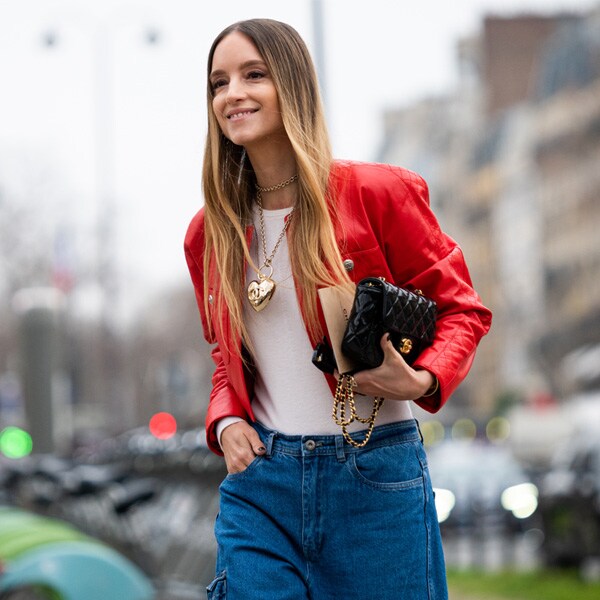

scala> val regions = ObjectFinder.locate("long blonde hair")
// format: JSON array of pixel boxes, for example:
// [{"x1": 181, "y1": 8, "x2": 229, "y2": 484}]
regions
[{"x1": 202, "y1": 18, "x2": 349, "y2": 354}]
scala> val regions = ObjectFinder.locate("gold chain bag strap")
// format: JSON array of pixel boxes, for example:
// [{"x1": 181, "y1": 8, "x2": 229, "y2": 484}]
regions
[
  {"x1": 332, "y1": 374, "x2": 384, "y2": 448},
  {"x1": 332, "y1": 277, "x2": 437, "y2": 448}
]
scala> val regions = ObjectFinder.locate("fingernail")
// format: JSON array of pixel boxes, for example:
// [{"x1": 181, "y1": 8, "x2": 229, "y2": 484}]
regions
[{"x1": 258, "y1": 446, "x2": 266, "y2": 453}]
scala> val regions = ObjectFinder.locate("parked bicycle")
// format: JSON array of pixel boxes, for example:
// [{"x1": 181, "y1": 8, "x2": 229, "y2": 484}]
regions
[{"x1": 0, "y1": 427, "x2": 226, "y2": 600}]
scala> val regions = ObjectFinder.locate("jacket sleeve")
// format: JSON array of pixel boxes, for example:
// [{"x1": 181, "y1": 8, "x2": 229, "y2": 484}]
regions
[
  {"x1": 184, "y1": 211, "x2": 249, "y2": 455},
  {"x1": 204, "y1": 347, "x2": 249, "y2": 456},
  {"x1": 361, "y1": 165, "x2": 492, "y2": 412}
]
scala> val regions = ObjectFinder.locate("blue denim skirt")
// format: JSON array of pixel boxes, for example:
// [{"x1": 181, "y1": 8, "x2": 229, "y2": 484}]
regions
[{"x1": 208, "y1": 419, "x2": 447, "y2": 599}]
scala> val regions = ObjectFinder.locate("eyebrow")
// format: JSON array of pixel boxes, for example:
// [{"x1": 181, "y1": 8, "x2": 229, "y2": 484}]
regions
[{"x1": 209, "y1": 59, "x2": 268, "y2": 80}]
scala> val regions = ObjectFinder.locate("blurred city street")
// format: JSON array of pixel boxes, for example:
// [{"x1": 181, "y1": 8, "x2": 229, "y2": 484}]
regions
[{"x1": 2, "y1": 0, "x2": 600, "y2": 598}]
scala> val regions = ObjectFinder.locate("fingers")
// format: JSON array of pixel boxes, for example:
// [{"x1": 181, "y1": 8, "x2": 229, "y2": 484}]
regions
[
  {"x1": 380, "y1": 332, "x2": 394, "y2": 354},
  {"x1": 221, "y1": 421, "x2": 266, "y2": 474},
  {"x1": 380, "y1": 333, "x2": 411, "y2": 367},
  {"x1": 247, "y1": 428, "x2": 267, "y2": 456},
  {"x1": 342, "y1": 334, "x2": 404, "y2": 396},
  {"x1": 350, "y1": 333, "x2": 413, "y2": 399}
]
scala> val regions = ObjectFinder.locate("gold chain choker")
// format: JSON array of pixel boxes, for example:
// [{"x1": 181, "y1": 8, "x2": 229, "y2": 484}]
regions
[{"x1": 255, "y1": 174, "x2": 298, "y2": 193}]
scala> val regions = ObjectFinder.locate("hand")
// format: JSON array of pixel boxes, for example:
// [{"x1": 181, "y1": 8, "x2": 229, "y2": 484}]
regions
[
  {"x1": 220, "y1": 421, "x2": 266, "y2": 474},
  {"x1": 340, "y1": 334, "x2": 434, "y2": 401}
]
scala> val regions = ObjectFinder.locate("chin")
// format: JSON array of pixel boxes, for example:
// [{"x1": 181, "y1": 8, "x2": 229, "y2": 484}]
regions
[{"x1": 224, "y1": 131, "x2": 256, "y2": 147}]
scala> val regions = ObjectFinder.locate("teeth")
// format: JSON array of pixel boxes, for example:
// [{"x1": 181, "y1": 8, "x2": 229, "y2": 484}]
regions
[{"x1": 228, "y1": 110, "x2": 254, "y2": 120}]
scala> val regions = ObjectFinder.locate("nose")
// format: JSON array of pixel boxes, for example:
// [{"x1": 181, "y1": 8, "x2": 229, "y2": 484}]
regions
[{"x1": 226, "y1": 76, "x2": 247, "y2": 103}]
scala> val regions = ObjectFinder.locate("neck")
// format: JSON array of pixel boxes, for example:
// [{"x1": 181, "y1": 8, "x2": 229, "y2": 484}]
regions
[
  {"x1": 257, "y1": 188, "x2": 297, "y2": 211},
  {"x1": 247, "y1": 140, "x2": 297, "y2": 210}
]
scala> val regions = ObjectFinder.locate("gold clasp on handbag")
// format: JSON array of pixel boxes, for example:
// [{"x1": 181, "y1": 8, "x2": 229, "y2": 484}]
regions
[
  {"x1": 366, "y1": 277, "x2": 386, "y2": 287},
  {"x1": 398, "y1": 338, "x2": 413, "y2": 355}
]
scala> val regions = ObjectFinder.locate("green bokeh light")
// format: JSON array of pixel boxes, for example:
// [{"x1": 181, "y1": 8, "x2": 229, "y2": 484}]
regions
[
  {"x1": 451, "y1": 418, "x2": 477, "y2": 441},
  {"x1": 421, "y1": 420, "x2": 445, "y2": 447},
  {"x1": 486, "y1": 416, "x2": 511, "y2": 444},
  {"x1": 0, "y1": 426, "x2": 33, "y2": 459}
]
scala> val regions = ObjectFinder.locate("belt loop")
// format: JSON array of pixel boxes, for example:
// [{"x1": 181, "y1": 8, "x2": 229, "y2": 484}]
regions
[
  {"x1": 335, "y1": 435, "x2": 346, "y2": 462},
  {"x1": 415, "y1": 419, "x2": 424, "y2": 444},
  {"x1": 265, "y1": 432, "x2": 276, "y2": 458}
]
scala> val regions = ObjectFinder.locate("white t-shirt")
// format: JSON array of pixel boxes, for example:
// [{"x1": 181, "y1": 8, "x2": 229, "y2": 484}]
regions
[{"x1": 216, "y1": 205, "x2": 412, "y2": 444}]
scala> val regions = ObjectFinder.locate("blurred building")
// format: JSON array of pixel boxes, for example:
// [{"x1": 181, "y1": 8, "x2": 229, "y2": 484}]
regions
[{"x1": 378, "y1": 7, "x2": 600, "y2": 418}]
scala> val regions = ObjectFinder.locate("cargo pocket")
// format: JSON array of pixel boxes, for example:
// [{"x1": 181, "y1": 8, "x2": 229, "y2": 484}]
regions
[{"x1": 206, "y1": 570, "x2": 226, "y2": 599}]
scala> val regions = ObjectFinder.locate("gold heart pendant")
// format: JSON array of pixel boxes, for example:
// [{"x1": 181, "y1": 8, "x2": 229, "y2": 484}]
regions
[{"x1": 247, "y1": 276, "x2": 276, "y2": 312}]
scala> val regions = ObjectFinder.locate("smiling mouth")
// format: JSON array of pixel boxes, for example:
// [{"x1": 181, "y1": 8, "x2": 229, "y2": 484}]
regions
[{"x1": 227, "y1": 110, "x2": 257, "y2": 120}]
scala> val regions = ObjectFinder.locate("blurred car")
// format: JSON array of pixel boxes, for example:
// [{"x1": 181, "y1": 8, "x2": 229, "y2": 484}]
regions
[
  {"x1": 427, "y1": 440, "x2": 539, "y2": 533},
  {"x1": 537, "y1": 435, "x2": 600, "y2": 567}
]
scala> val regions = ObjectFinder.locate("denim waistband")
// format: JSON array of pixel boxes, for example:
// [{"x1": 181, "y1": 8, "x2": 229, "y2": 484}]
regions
[{"x1": 253, "y1": 419, "x2": 422, "y2": 459}]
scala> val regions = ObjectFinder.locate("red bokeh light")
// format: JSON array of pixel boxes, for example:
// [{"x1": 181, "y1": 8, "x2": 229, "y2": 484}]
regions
[{"x1": 149, "y1": 412, "x2": 177, "y2": 439}]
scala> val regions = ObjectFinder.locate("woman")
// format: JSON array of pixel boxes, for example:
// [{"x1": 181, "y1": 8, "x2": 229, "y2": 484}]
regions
[{"x1": 185, "y1": 18, "x2": 491, "y2": 600}]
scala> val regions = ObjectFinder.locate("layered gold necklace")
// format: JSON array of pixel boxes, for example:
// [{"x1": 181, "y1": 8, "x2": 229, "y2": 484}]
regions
[{"x1": 247, "y1": 174, "x2": 298, "y2": 312}]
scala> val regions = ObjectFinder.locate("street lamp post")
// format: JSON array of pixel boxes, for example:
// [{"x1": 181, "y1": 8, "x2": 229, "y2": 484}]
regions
[
  {"x1": 311, "y1": 0, "x2": 328, "y2": 115},
  {"x1": 41, "y1": 14, "x2": 162, "y2": 434}
]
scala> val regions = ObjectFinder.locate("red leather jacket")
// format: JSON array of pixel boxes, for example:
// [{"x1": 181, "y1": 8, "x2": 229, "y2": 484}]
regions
[{"x1": 185, "y1": 161, "x2": 492, "y2": 455}]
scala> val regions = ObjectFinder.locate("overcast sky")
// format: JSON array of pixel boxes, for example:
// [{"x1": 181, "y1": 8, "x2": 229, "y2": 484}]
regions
[{"x1": 0, "y1": 0, "x2": 596, "y2": 322}]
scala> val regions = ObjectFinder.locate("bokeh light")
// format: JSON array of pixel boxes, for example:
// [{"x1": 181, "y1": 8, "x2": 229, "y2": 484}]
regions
[
  {"x1": 149, "y1": 412, "x2": 177, "y2": 440},
  {"x1": 433, "y1": 488, "x2": 456, "y2": 523},
  {"x1": 0, "y1": 426, "x2": 33, "y2": 459},
  {"x1": 486, "y1": 416, "x2": 511, "y2": 444},
  {"x1": 501, "y1": 483, "x2": 539, "y2": 519},
  {"x1": 420, "y1": 420, "x2": 445, "y2": 447},
  {"x1": 451, "y1": 418, "x2": 477, "y2": 441}
]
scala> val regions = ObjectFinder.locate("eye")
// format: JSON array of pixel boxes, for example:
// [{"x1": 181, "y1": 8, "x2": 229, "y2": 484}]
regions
[
  {"x1": 247, "y1": 70, "x2": 265, "y2": 81},
  {"x1": 211, "y1": 78, "x2": 227, "y2": 92}
]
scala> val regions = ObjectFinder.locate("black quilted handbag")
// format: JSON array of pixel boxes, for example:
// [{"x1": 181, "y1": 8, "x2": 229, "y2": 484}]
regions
[
  {"x1": 342, "y1": 277, "x2": 437, "y2": 370},
  {"x1": 332, "y1": 278, "x2": 437, "y2": 448}
]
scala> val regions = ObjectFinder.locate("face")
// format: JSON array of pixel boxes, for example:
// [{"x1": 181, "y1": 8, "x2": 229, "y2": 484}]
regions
[{"x1": 210, "y1": 31, "x2": 286, "y2": 150}]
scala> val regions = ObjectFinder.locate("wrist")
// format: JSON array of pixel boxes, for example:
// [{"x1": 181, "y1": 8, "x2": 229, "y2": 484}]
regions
[
  {"x1": 414, "y1": 369, "x2": 437, "y2": 398},
  {"x1": 422, "y1": 374, "x2": 439, "y2": 397},
  {"x1": 216, "y1": 416, "x2": 245, "y2": 449}
]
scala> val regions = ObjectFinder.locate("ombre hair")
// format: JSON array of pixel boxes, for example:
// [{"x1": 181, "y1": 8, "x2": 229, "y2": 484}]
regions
[{"x1": 202, "y1": 18, "x2": 350, "y2": 353}]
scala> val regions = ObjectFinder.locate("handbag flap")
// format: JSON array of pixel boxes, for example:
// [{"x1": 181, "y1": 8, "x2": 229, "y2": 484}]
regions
[
  {"x1": 342, "y1": 278, "x2": 437, "y2": 370},
  {"x1": 380, "y1": 281, "x2": 437, "y2": 343},
  {"x1": 340, "y1": 278, "x2": 385, "y2": 369}
]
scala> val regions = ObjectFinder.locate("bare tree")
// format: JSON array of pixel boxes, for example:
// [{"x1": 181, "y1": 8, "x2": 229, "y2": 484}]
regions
[{"x1": 126, "y1": 285, "x2": 214, "y2": 429}]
